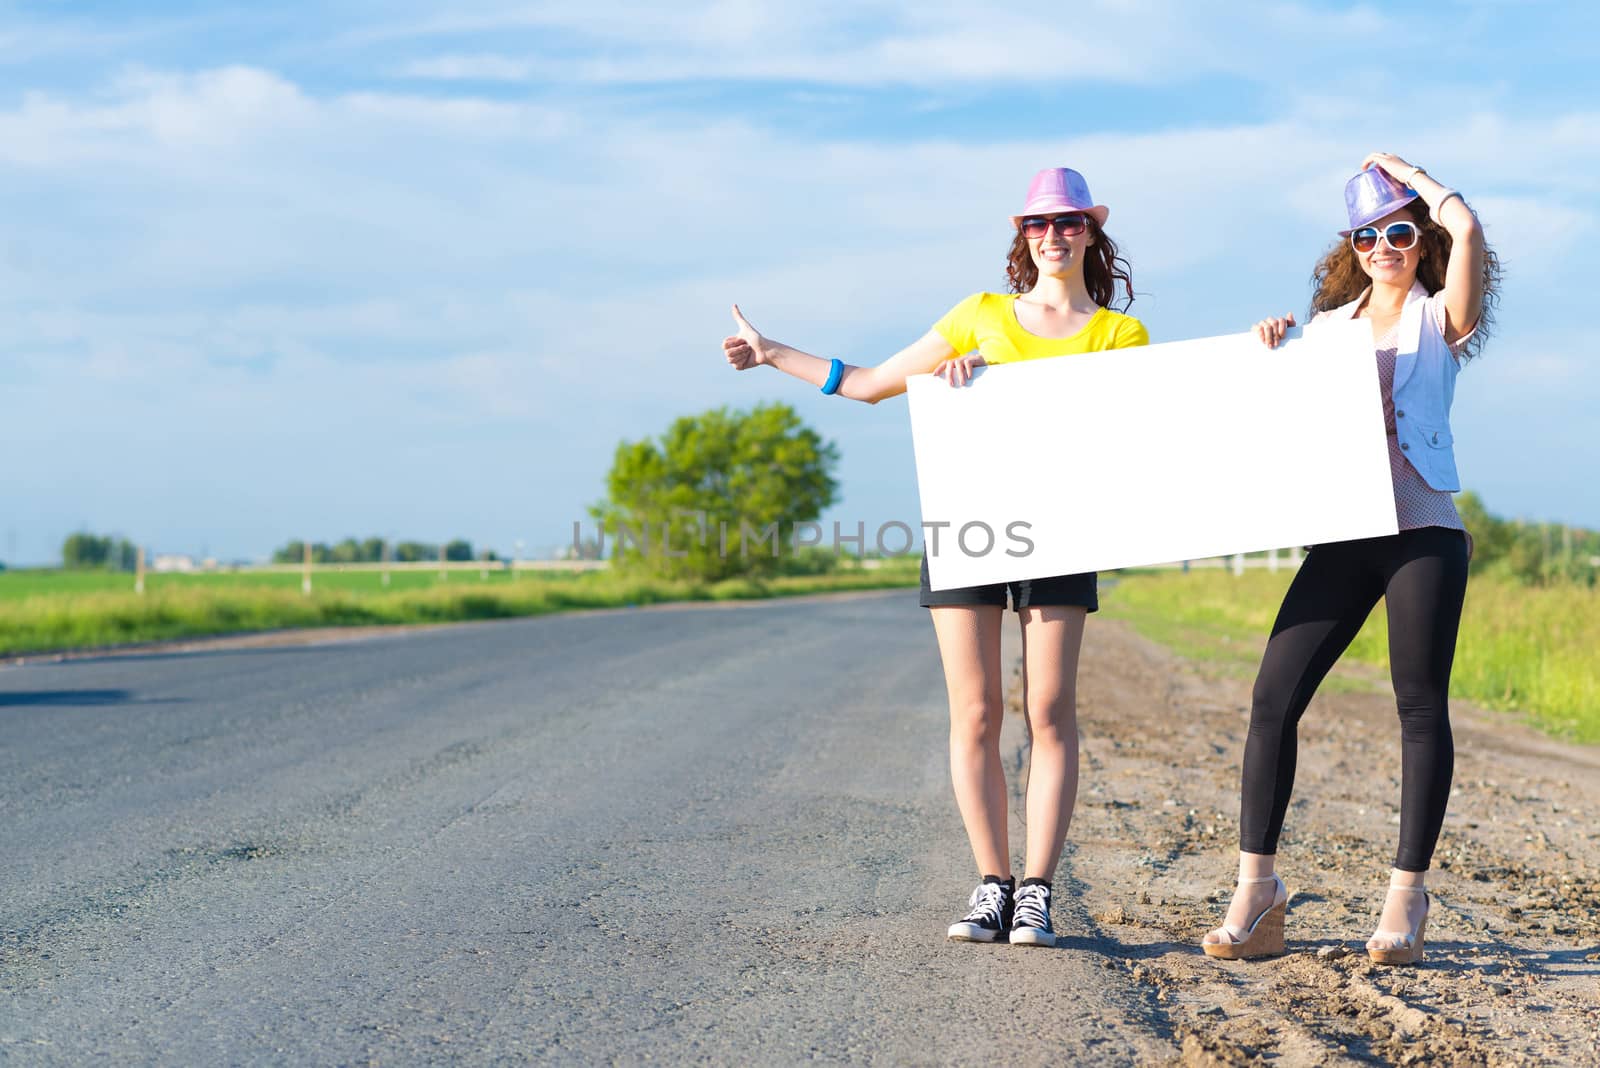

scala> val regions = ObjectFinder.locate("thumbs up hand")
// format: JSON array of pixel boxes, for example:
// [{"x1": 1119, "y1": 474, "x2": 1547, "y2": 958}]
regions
[{"x1": 723, "y1": 304, "x2": 771, "y2": 370}]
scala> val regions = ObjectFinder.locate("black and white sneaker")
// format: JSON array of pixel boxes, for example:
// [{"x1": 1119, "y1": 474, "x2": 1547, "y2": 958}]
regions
[
  {"x1": 946, "y1": 876, "x2": 1014, "y2": 942},
  {"x1": 1010, "y1": 879, "x2": 1055, "y2": 947}
]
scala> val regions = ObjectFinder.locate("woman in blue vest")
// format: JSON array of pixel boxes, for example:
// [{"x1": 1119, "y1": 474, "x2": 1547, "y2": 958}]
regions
[{"x1": 1201, "y1": 153, "x2": 1502, "y2": 964}]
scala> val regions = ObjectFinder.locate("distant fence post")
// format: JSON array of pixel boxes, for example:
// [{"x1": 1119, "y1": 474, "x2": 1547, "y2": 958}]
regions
[
  {"x1": 136, "y1": 545, "x2": 146, "y2": 595},
  {"x1": 302, "y1": 539, "x2": 312, "y2": 596},
  {"x1": 1290, "y1": 545, "x2": 1304, "y2": 566},
  {"x1": 382, "y1": 539, "x2": 391, "y2": 588},
  {"x1": 1231, "y1": 553, "x2": 1245, "y2": 577},
  {"x1": 439, "y1": 542, "x2": 447, "y2": 583},
  {"x1": 1267, "y1": 547, "x2": 1279, "y2": 573}
]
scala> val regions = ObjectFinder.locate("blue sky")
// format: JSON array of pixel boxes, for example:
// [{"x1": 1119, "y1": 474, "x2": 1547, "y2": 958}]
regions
[{"x1": 2, "y1": 1, "x2": 1597, "y2": 564}]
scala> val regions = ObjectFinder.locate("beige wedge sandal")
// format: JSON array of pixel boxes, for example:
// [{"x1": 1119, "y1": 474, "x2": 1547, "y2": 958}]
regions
[
  {"x1": 1367, "y1": 884, "x2": 1430, "y2": 965},
  {"x1": 1202, "y1": 873, "x2": 1289, "y2": 960}
]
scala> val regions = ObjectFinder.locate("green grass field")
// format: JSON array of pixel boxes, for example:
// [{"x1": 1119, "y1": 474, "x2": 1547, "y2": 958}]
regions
[
  {"x1": 0, "y1": 567, "x2": 536, "y2": 599},
  {"x1": 0, "y1": 563, "x2": 920, "y2": 657},
  {"x1": 1102, "y1": 570, "x2": 1600, "y2": 744}
]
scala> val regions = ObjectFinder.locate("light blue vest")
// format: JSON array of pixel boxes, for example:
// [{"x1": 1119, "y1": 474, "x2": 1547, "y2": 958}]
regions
[{"x1": 1329, "y1": 282, "x2": 1461, "y2": 492}]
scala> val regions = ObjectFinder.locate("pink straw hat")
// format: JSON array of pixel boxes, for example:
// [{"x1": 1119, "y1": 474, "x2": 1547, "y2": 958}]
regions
[{"x1": 1010, "y1": 167, "x2": 1109, "y2": 229}]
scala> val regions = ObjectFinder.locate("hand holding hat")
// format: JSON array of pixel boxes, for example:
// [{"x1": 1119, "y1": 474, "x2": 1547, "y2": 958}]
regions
[
  {"x1": 1359, "y1": 151, "x2": 1469, "y2": 231},
  {"x1": 1361, "y1": 152, "x2": 1424, "y2": 188}
]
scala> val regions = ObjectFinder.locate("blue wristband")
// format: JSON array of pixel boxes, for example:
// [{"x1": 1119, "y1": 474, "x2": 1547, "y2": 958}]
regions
[{"x1": 820, "y1": 358, "x2": 845, "y2": 396}]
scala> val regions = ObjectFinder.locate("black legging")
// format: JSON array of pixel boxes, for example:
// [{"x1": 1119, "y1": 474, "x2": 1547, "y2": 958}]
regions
[{"x1": 1239, "y1": 526, "x2": 1469, "y2": 872}]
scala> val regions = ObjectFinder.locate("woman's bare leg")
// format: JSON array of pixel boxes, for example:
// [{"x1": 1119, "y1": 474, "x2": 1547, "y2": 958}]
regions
[
  {"x1": 929, "y1": 605, "x2": 1010, "y2": 877},
  {"x1": 1017, "y1": 605, "x2": 1087, "y2": 881}
]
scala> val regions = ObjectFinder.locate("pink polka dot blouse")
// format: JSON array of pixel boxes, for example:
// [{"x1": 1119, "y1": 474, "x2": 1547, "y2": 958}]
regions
[{"x1": 1373, "y1": 298, "x2": 1469, "y2": 532}]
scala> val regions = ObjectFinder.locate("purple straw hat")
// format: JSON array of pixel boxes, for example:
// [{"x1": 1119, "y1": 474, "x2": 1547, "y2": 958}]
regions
[
  {"x1": 1340, "y1": 164, "x2": 1419, "y2": 234},
  {"x1": 1011, "y1": 167, "x2": 1109, "y2": 229}
]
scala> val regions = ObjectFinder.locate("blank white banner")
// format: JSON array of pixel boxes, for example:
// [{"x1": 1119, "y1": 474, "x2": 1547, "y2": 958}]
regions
[{"x1": 907, "y1": 320, "x2": 1398, "y2": 591}]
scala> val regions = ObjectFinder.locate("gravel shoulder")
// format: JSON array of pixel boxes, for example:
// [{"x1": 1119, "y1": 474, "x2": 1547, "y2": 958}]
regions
[{"x1": 1061, "y1": 615, "x2": 1600, "y2": 1066}]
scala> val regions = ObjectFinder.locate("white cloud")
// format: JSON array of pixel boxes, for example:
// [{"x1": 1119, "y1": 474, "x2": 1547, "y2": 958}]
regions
[
  {"x1": 1472, "y1": 196, "x2": 1593, "y2": 272},
  {"x1": 398, "y1": 54, "x2": 538, "y2": 81},
  {"x1": 5, "y1": 49, "x2": 1600, "y2": 564},
  {"x1": 0, "y1": 66, "x2": 572, "y2": 171},
  {"x1": 5, "y1": 64, "x2": 1595, "y2": 375},
  {"x1": 378, "y1": 0, "x2": 1402, "y2": 88},
  {"x1": 0, "y1": 16, "x2": 168, "y2": 65},
  {"x1": 0, "y1": 67, "x2": 314, "y2": 165},
  {"x1": 119, "y1": 66, "x2": 316, "y2": 146}
]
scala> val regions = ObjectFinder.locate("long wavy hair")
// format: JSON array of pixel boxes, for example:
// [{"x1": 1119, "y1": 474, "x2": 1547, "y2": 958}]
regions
[
  {"x1": 1310, "y1": 199, "x2": 1502, "y2": 360},
  {"x1": 1005, "y1": 219, "x2": 1136, "y2": 311}
]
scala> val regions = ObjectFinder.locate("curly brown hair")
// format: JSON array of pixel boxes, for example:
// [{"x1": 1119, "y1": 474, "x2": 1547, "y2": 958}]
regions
[
  {"x1": 1005, "y1": 219, "x2": 1136, "y2": 311},
  {"x1": 1309, "y1": 200, "x2": 1502, "y2": 360}
]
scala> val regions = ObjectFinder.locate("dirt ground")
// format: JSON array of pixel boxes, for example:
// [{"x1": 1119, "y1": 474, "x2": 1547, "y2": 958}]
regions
[{"x1": 1037, "y1": 618, "x2": 1600, "y2": 1067}]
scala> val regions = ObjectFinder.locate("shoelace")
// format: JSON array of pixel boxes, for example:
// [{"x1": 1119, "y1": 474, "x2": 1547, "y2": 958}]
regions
[
  {"x1": 962, "y1": 882, "x2": 1008, "y2": 925},
  {"x1": 1013, "y1": 885, "x2": 1051, "y2": 930}
]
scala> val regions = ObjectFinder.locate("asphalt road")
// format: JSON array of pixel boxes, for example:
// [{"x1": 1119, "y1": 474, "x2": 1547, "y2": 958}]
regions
[{"x1": 0, "y1": 593, "x2": 1174, "y2": 1065}]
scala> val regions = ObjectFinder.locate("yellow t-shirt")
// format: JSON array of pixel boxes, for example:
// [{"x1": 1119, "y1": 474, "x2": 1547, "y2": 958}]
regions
[{"x1": 932, "y1": 292, "x2": 1149, "y2": 363}]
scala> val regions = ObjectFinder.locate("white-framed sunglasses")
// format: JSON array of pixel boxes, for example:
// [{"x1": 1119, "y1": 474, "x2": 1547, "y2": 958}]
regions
[{"x1": 1350, "y1": 220, "x2": 1420, "y2": 254}]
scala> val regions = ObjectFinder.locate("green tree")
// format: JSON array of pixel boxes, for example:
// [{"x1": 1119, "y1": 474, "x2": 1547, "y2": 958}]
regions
[
  {"x1": 1456, "y1": 491, "x2": 1512, "y2": 574},
  {"x1": 273, "y1": 536, "x2": 395, "y2": 564},
  {"x1": 395, "y1": 541, "x2": 434, "y2": 562},
  {"x1": 444, "y1": 539, "x2": 474, "y2": 562},
  {"x1": 592, "y1": 403, "x2": 839, "y2": 581},
  {"x1": 62, "y1": 532, "x2": 137, "y2": 570},
  {"x1": 1457, "y1": 492, "x2": 1598, "y2": 586},
  {"x1": 1502, "y1": 527, "x2": 1548, "y2": 585},
  {"x1": 62, "y1": 532, "x2": 111, "y2": 569},
  {"x1": 330, "y1": 538, "x2": 363, "y2": 564},
  {"x1": 271, "y1": 539, "x2": 327, "y2": 564},
  {"x1": 569, "y1": 535, "x2": 604, "y2": 561}
]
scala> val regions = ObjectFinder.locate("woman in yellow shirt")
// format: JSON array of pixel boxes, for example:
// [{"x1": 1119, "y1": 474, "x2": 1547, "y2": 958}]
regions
[{"x1": 723, "y1": 167, "x2": 1148, "y2": 947}]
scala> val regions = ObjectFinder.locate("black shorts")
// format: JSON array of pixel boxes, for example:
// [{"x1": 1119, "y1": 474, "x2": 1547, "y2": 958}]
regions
[{"x1": 918, "y1": 554, "x2": 1098, "y2": 613}]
